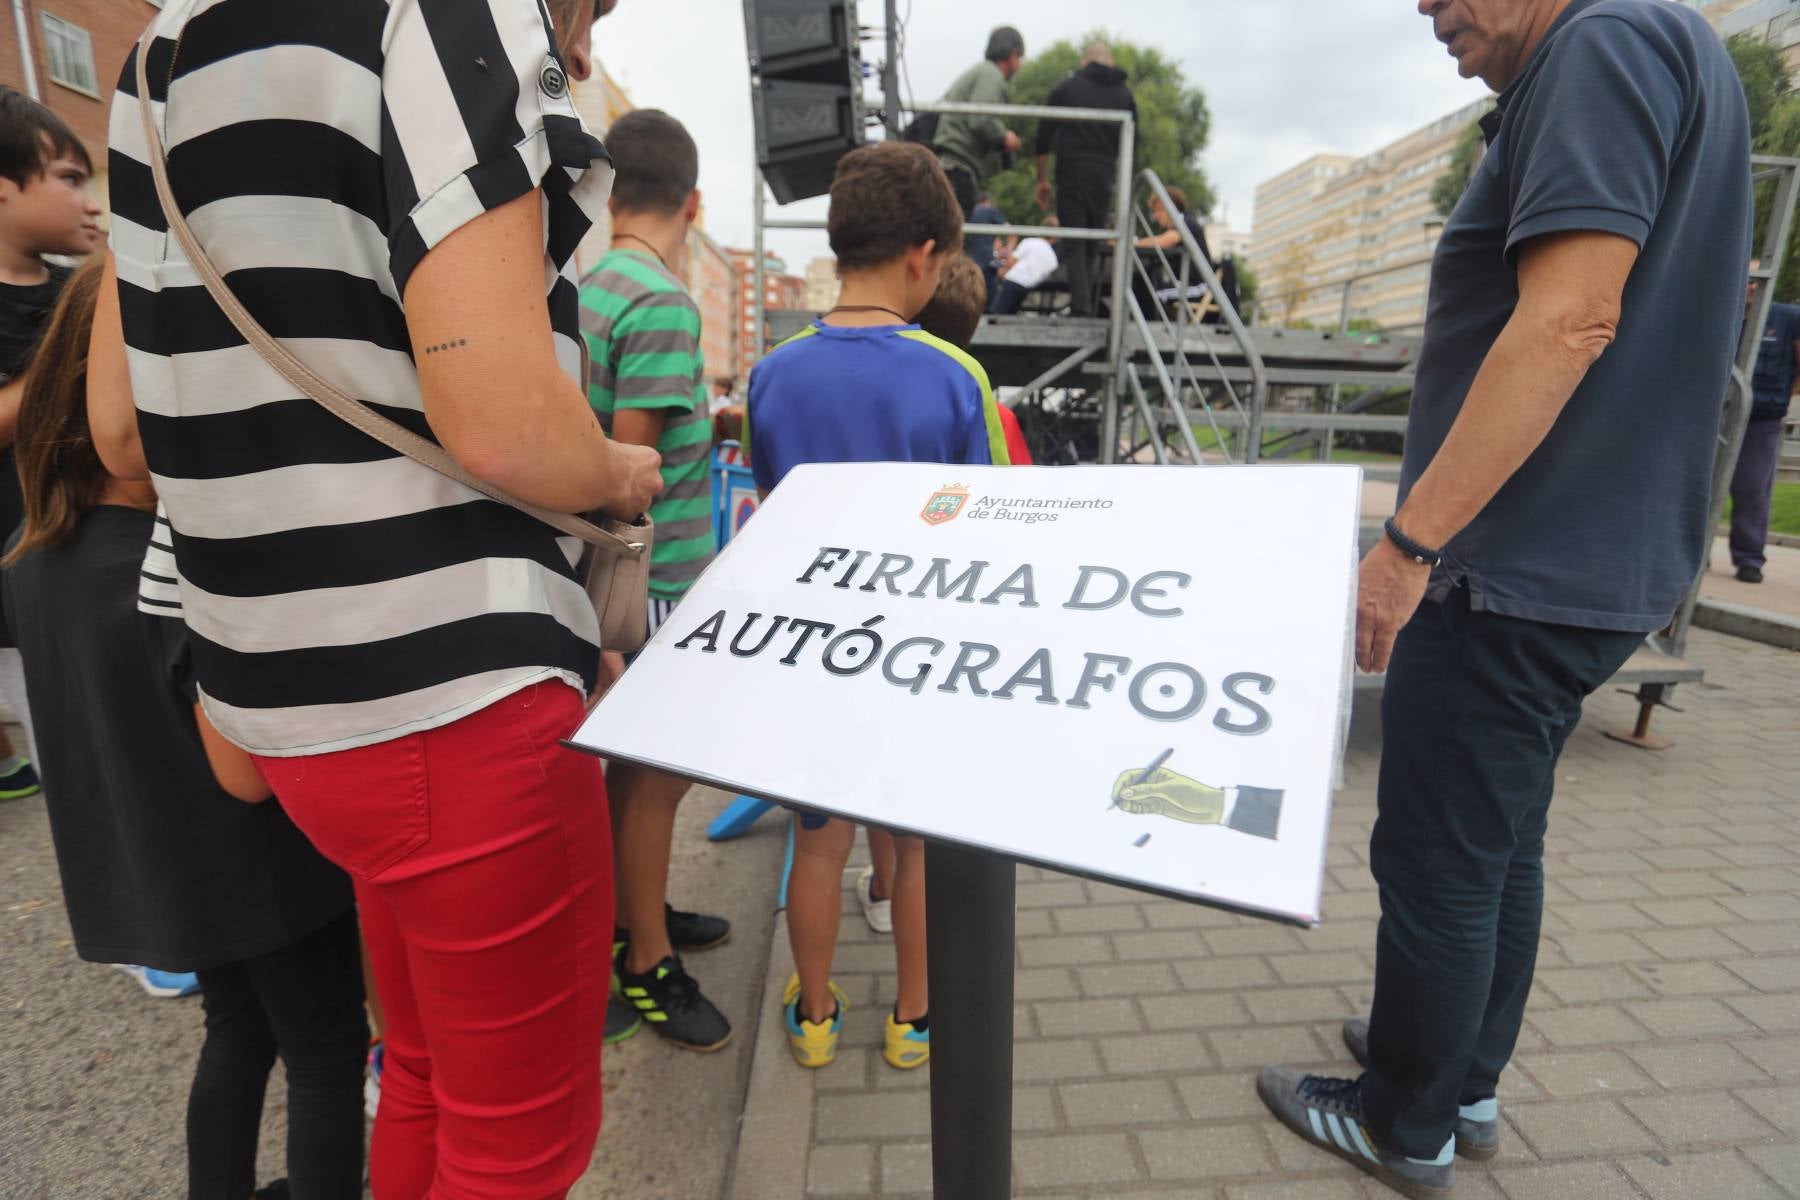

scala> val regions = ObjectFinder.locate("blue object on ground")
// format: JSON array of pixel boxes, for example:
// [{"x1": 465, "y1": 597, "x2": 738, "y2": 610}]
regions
[
  {"x1": 707, "y1": 795, "x2": 778, "y2": 841},
  {"x1": 113, "y1": 964, "x2": 200, "y2": 998}
]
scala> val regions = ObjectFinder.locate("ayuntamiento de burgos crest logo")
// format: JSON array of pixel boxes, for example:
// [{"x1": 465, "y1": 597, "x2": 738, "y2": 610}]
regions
[{"x1": 920, "y1": 484, "x2": 971, "y2": 526}]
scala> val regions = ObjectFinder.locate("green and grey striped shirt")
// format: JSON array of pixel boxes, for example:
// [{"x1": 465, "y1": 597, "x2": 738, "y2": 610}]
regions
[{"x1": 578, "y1": 249, "x2": 715, "y2": 600}]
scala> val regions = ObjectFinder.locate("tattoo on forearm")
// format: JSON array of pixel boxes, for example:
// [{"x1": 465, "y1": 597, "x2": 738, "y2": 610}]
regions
[{"x1": 424, "y1": 338, "x2": 469, "y2": 356}]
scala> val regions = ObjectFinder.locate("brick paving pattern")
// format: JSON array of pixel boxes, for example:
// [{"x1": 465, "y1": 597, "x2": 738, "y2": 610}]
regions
[{"x1": 783, "y1": 629, "x2": 1800, "y2": 1198}]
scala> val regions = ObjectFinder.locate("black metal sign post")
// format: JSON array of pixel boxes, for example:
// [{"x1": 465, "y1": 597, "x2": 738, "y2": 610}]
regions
[{"x1": 924, "y1": 840, "x2": 1016, "y2": 1200}]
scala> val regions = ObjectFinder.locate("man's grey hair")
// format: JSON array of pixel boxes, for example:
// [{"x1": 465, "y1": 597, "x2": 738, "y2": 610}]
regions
[
  {"x1": 1081, "y1": 40, "x2": 1113, "y2": 67},
  {"x1": 986, "y1": 26, "x2": 1025, "y2": 63}
]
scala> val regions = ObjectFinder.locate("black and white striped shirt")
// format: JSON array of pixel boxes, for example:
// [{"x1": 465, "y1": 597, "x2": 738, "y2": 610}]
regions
[{"x1": 111, "y1": 0, "x2": 613, "y2": 756}]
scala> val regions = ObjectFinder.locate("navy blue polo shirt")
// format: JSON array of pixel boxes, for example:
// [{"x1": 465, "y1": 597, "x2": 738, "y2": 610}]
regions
[
  {"x1": 1751, "y1": 301, "x2": 1800, "y2": 420},
  {"x1": 1401, "y1": 0, "x2": 1751, "y2": 632}
]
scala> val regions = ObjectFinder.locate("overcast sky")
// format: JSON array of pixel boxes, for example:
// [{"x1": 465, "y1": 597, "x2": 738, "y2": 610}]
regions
[{"x1": 593, "y1": 0, "x2": 1491, "y2": 267}]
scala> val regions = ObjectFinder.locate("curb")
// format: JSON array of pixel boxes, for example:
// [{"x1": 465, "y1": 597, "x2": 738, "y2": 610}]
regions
[
  {"x1": 1693, "y1": 597, "x2": 1800, "y2": 651},
  {"x1": 1716, "y1": 527, "x2": 1800, "y2": 550},
  {"x1": 725, "y1": 909, "x2": 812, "y2": 1200}
]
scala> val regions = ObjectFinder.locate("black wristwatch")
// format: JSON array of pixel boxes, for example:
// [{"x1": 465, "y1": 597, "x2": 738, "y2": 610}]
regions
[{"x1": 1384, "y1": 517, "x2": 1442, "y2": 567}]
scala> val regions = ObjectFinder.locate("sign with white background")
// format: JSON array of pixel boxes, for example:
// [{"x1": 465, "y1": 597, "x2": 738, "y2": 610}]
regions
[{"x1": 572, "y1": 463, "x2": 1361, "y2": 925}]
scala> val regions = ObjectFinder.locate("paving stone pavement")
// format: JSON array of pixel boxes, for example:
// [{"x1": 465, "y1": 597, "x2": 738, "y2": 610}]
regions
[{"x1": 761, "y1": 629, "x2": 1800, "y2": 1199}]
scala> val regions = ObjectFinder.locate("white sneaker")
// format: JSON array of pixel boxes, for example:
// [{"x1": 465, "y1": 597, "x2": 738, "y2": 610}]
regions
[{"x1": 855, "y1": 866, "x2": 892, "y2": 934}]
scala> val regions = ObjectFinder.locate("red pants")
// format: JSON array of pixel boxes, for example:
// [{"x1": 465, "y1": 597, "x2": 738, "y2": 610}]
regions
[{"x1": 255, "y1": 683, "x2": 610, "y2": 1199}]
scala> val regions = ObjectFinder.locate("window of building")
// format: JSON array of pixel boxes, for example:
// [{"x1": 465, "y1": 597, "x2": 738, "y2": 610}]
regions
[{"x1": 40, "y1": 13, "x2": 99, "y2": 97}]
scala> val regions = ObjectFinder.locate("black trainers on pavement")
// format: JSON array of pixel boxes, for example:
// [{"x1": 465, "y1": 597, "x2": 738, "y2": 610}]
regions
[
  {"x1": 617, "y1": 955, "x2": 732, "y2": 1051},
  {"x1": 0, "y1": 759, "x2": 40, "y2": 800},
  {"x1": 1342, "y1": 1016, "x2": 1501, "y2": 1160},
  {"x1": 605, "y1": 994, "x2": 642, "y2": 1045},
  {"x1": 612, "y1": 904, "x2": 732, "y2": 957},
  {"x1": 1736, "y1": 564, "x2": 1765, "y2": 583},
  {"x1": 666, "y1": 903, "x2": 730, "y2": 951},
  {"x1": 1257, "y1": 1066, "x2": 1454, "y2": 1199}
]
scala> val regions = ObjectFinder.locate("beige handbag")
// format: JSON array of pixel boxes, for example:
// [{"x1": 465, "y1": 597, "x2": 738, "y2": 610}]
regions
[{"x1": 134, "y1": 43, "x2": 653, "y2": 653}]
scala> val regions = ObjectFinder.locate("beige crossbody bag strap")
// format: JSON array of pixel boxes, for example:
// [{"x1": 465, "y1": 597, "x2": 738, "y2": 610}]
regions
[{"x1": 133, "y1": 41, "x2": 640, "y2": 558}]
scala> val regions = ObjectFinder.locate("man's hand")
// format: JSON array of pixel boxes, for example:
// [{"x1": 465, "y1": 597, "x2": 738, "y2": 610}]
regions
[
  {"x1": 1355, "y1": 536, "x2": 1432, "y2": 674},
  {"x1": 601, "y1": 442, "x2": 663, "y2": 520},
  {"x1": 1003, "y1": 130, "x2": 1022, "y2": 154},
  {"x1": 1034, "y1": 179, "x2": 1053, "y2": 212}
]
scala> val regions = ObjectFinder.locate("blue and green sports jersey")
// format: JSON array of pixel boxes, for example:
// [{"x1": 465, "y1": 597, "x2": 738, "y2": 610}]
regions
[
  {"x1": 578, "y1": 249, "x2": 714, "y2": 600},
  {"x1": 747, "y1": 321, "x2": 1010, "y2": 492}
]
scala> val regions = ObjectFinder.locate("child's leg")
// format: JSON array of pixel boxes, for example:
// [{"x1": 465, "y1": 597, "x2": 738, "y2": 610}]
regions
[
  {"x1": 788, "y1": 815, "x2": 854, "y2": 1022},
  {"x1": 187, "y1": 959, "x2": 276, "y2": 1200},
  {"x1": 867, "y1": 826, "x2": 897, "y2": 902},
  {"x1": 890, "y1": 835, "x2": 929, "y2": 1023},
  {"x1": 609, "y1": 760, "x2": 690, "y2": 973}
]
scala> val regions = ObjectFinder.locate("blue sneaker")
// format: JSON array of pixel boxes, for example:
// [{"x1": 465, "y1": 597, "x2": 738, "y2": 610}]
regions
[
  {"x1": 1343, "y1": 1016, "x2": 1500, "y2": 1160},
  {"x1": 1257, "y1": 1066, "x2": 1454, "y2": 1199},
  {"x1": 112, "y1": 964, "x2": 200, "y2": 998}
]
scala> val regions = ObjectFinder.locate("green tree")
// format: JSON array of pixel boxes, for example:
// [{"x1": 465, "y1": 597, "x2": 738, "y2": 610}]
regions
[
  {"x1": 1728, "y1": 31, "x2": 1790, "y2": 141},
  {"x1": 983, "y1": 32, "x2": 1213, "y2": 225},
  {"x1": 1728, "y1": 33, "x2": 1800, "y2": 301},
  {"x1": 1233, "y1": 258, "x2": 1259, "y2": 313},
  {"x1": 1430, "y1": 118, "x2": 1487, "y2": 218}
]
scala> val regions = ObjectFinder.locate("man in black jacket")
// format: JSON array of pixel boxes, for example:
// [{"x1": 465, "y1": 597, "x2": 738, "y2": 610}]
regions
[{"x1": 1034, "y1": 42, "x2": 1136, "y2": 317}]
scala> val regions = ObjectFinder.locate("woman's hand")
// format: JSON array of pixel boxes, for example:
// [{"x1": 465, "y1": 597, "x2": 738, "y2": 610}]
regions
[{"x1": 602, "y1": 442, "x2": 663, "y2": 521}]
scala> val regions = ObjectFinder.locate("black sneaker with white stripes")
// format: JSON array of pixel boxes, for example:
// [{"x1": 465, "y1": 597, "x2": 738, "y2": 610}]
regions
[{"x1": 1257, "y1": 1067, "x2": 1453, "y2": 1199}]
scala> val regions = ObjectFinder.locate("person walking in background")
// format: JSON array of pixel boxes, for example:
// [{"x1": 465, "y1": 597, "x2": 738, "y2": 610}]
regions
[
  {"x1": 1731, "y1": 262, "x2": 1799, "y2": 583},
  {"x1": 1034, "y1": 42, "x2": 1137, "y2": 317},
  {"x1": 934, "y1": 27, "x2": 1026, "y2": 218},
  {"x1": 7, "y1": 260, "x2": 365, "y2": 1200},
  {"x1": 1257, "y1": 1, "x2": 1751, "y2": 1196},
  {"x1": 92, "y1": 1, "x2": 661, "y2": 1194},
  {"x1": 748, "y1": 143, "x2": 1010, "y2": 1074},
  {"x1": 577, "y1": 108, "x2": 733, "y2": 1054},
  {"x1": 0, "y1": 87, "x2": 103, "y2": 805}
]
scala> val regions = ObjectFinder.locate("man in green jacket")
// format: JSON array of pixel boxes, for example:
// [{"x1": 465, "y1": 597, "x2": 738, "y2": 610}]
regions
[{"x1": 933, "y1": 26, "x2": 1025, "y2": 217}]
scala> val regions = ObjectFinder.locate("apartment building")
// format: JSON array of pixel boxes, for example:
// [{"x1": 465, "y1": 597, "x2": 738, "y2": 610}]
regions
[
  {"x1": 1249, "y1": 98, "x2": 1491, "y2": 331},
  {"x1": 0, "y1": 1, "x2": 159, "y2": 210},
  {"x1": 728, "y1": 247, "x2": 805, "y2": 380},
  {"x1": 803, "y1": 255, "x2": 840, "y2": 312}
]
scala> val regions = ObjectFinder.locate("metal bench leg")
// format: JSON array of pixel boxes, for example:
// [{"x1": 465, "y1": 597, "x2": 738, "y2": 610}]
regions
[{"x1": 1603, "y1": 682, "x2": 1680, "y2": 751}]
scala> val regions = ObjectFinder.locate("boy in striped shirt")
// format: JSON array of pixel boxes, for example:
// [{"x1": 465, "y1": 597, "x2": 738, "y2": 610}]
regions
[{"x1": 578, "y1": 109, "x2": 731, "y2": 1052}]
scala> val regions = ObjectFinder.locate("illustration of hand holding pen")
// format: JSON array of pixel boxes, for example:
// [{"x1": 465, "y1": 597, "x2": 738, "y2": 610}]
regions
[{"x1": 1110, "y1": 749, "x2": 1285, "y2": 840}]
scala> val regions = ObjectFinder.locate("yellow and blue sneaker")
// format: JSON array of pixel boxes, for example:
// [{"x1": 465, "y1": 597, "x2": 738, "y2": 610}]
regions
[
  {"x1": 782, "y1": 974, "x2": 848, "y2": 1068},
  {"x1": 884, "y1": 1010, "x2": 930, "y2": 1070}
]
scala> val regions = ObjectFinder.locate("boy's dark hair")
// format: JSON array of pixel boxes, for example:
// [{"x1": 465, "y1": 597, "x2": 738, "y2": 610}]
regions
[
  {"x1": 986, "y1": 26, "x2": 1025, "y2": 63},
  {"x1": 828, "y1": 143, "x2": 962, "y2": 273},
  {"x1": 913, "y1": 254, "x2": 986, "y2": 350},
  {"x1": 1163, "y1": 185, "x2": 1190, "y2": 215},
  {"x1": 0, "y1": 88, "x2": 90, "y2": 188},
  {"x1": 606, "y1": 108, "x2": 698, "y2": 215}
]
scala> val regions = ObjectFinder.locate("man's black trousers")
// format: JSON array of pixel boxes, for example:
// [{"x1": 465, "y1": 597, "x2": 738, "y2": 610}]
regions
[
  {"x1": 1056, "y1": 162, "x2": 1113, "y2": 317},
  {"x1": 1361, "y1": 586, "x2": 1642, "y2": 1158}
]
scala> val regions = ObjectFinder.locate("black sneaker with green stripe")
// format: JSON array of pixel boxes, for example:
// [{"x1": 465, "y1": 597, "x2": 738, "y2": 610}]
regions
[{"x1": 616, "y1": 955, "x2": 732, "y2": 1051}]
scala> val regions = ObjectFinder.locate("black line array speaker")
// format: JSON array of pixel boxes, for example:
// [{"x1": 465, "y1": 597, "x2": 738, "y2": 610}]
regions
[{"x1": 745, "y1": 0, "x2": 865, "y2": 204}]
